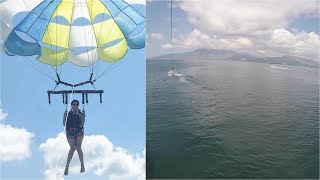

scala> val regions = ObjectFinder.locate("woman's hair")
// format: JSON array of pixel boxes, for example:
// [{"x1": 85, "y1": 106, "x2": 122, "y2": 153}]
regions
[{"x1": 71, "y1": 100, "x2": 79, "y2": 105}]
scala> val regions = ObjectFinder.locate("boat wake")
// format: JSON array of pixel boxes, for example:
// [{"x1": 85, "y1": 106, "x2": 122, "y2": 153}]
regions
[
  {"x1": 168, "y1": 70, "x2": 193, "y2": 82},
  {"x1": 270, "y1": 65, "x2": 294, "y2": 71}
]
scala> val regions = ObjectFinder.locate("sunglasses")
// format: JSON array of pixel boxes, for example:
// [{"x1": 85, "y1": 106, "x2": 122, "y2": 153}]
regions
[{"x1": 72, "y1": 104, "x2": 79, "y2": 106}]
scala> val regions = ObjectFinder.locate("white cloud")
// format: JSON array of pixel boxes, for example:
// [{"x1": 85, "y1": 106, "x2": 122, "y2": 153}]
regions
[
  {"x1": 161, "y1": 43, "x2": 172, "y2": 49},
  {"x1": 0, "y1": 107, "x2": 7, "y2": 121},
  {"x1": 172, "y1": 0, "x2": 319, "y2": 60},
  {"x1": 177, "y1": 0, "x2": 318, "y2": 35},
  {"x1": 124, "y1": 0, "x2": 146, "y2": 5},
  {"x1": 150, "y1": 33, "x2": 163, "y2": 40},
  {"x1": 40, "y1": 133, "x2": 145, "y2": 180},
  {"x1": 267, "y1": 28, "x2": 320, "y2": 59},
  {"x1": 173, "y1": 29, "x2": 253, "y2": 50},
  {"x1": 229, "y1": 37, "x2": 253, "y2": 49},
  {"x1": 0, "y1": 108, "x2": 34, "y2": 161},
  {"x1": 172, "y1": 28, "x2": 319, "y2": 60}
]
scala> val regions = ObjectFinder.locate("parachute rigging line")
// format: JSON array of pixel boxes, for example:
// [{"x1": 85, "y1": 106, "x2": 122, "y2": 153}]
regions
[
  {"x1": 91, "y1": 0, "x2": 145, "y2": 82},
  {"x1": 3, "y1": 0, "x2": 146, "y2": 104},
  {"x1": 79, "y1": 1, "x2": 93, "y2": 75},
  {"x1": 171, "y1": 0, "x2": 173, "y2": 62},
  {"x1": 21, "y1": 0, "x2": 61, "y2": 76},
  {"x1": 4, "y1": 1, "x2": 57, "y2": 82},
  {"x1": 53, "y1": 86, "x2": 75, "y2": 180},
  {"x1": 92, "y1": 2, "x2": 145, "y2": 82}
]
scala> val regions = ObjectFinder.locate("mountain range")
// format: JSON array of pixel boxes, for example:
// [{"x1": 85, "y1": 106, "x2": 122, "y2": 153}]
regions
[{"x1": 148, "y1": 49, "x2": 319, "y2": 68}]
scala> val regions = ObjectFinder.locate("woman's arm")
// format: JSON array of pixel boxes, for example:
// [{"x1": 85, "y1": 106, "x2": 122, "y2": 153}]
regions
[
  {"x1": 63, "y1": 110, "x2": 67, "y2": 126},
  {"x1": 80, "y1": 110, "x2": 85, "y2": 127}
]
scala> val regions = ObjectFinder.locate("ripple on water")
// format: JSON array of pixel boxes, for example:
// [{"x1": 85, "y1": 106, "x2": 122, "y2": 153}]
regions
[{"x1": 147, "y1": 60, "x2": 319, "y2": 179}]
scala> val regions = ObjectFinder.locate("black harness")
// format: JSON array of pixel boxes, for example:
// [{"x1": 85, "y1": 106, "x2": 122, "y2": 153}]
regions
[{"x1": 66, "y1": 111, "x2": 83, "y2": 137}]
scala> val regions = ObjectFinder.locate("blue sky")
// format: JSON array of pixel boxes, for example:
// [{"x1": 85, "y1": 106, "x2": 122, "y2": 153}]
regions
[
  {"x1": 147, "y1": 0, "x2": 319, "y2": 60},
  {"x1": 1, "y1": 47, "x2": 145, "y2": 179},
  {"x1": 1, "y1": 48, "x2": 145, "y2": 149},
  {"x1": 0, "y1": 0, "x2": 146, "y2": 179}
]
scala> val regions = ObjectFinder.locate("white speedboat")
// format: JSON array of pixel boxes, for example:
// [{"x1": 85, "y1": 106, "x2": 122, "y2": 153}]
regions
[{"x1": 168, "y1": 68, "x2": 177, "y2": 76}]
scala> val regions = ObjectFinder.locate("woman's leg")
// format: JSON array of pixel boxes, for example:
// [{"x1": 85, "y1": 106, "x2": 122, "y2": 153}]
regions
[
  {"x1": 64, "y1": 136, "x2": 76, "y2": 175},
  {"x1": 75, "y1": 134, "x2": 85, "y2": 173}
]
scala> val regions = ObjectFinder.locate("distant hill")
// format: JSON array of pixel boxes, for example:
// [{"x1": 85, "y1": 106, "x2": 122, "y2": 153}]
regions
[{"x1": 148, "y1": 49, "x2": 319, "y2": 68}]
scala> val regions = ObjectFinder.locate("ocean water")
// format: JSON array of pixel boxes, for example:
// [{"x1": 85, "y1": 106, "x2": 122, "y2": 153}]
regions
[{"x1": 146, "y1": 59, "x2": 319, "y2": 179}]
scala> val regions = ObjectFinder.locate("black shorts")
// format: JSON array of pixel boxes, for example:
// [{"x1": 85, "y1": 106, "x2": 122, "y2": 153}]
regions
[{"x1": 66, "y1": 128, "x2": 84, "y2": 138}]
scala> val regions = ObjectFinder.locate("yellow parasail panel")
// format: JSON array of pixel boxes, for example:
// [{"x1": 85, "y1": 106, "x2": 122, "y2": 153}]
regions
[
  {"x1": 93, "y1": 18, "x2": 124, "y2": 47},
  {"x1": 51, "y1": 1, "x2": 74, "y2": 24},
  {"x1": 38, "y1": 47, "x2": 68, "y2": 66},
  {"x1": 42, "y1": 22, "x2": 70, "y2": 48},
  {"x1": 86, "y1": 0, "x2": 111, "y2": 22},
  {"x1": 99, "y1": 38, "x2": 128, "y2": 62}
]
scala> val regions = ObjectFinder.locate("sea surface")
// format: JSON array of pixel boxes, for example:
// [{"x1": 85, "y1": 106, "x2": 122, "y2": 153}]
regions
[{"x1": 146, "y1": 59, "x2": 319, "y2": 179}]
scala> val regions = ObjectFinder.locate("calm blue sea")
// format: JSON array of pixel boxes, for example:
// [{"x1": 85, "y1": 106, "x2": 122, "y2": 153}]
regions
[{"x1": 147, "y1": 59, "x2": 319, "y2": 179}]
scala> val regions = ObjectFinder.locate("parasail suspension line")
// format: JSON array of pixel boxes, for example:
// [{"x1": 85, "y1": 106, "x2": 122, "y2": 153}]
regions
[
  {"x1": 54, "y1": 86, "x2": 74, "y2": 180},
  {"x1": 171, "y1": 0, "x2": 173, "y2": 62},
  {"x1": 53, "y1": 85, "x2": 75, "y2": 180}
]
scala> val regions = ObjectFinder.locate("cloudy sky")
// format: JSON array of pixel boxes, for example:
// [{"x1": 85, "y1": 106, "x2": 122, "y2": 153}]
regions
[
  {"x1": 1, "y1": 0, "x2": 146, "y2": 179},
  {"x1": 147, "y1": 0, "x2": 319, "y2": 60}
]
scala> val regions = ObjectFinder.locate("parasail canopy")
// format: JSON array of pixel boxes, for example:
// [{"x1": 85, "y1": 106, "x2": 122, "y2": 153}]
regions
[{"x1": 2, "y1": 0, "x2": 145, "y2": 67}]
